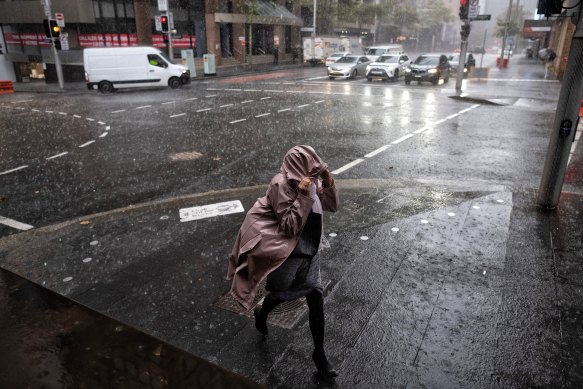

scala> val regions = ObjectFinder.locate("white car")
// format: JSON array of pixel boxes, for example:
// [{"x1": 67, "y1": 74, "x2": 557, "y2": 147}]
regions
[
  {"x1": 366, "y1": 53, "x2": 411, "y2": 82},
  {"x1": 327, "y1": 55, "x2": 372, "y2": 79},
  {"x1": 324, "y1": 52, "x2": 350, "y2": 67}
]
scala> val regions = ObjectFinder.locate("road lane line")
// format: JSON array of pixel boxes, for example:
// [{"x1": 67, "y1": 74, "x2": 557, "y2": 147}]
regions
[
  {"x1": 314, "y1": 100, "x2": 325, "y2": 104},
  {"x1": 0, "y1": 216, "x2": 34, "y2": 231},
  {"x1": 46, "y1": 152, "x2": 68, "y2": 160},
  {"x1": 230, "y1": 118, "x2": 246, "y2": 124},
  {"x1": 99, "y1": 132, "x2": 108, "y2": 138},
  {"x1": 241, "y1": 100, "x2": 254, "y2": 104},
  {"x1": 185, "y1": 97, "x2": 198, "y2": 101},
  {"x1": 73, "y1": 115, "x2": 82, "y2": 118},
  {"x1": 45, "y1": 110, "x2": 53, "y2": 113},
  {"x1": 244, "y1": 89, "x2": 261, "y2": 92},
  {"x1": 278, "y1": 108, "x2": 291, "y2": 112},
  {"x1": 332, "y1": 159, "x2": 365, "y2": 175},
  {"x1": 79, "y1": 140, "x2": 95, "y2": 148},
  {"x1": 135, "y1": 105, "x2": 151, "y2": 110},
  {"x1": 260, "y1": 97, "x2": 272, "y2": 100},
  {"x1": 111, "y1": 109, "x2": 126, "y2": 113},
  {"x1": 434, "y1": 118, "x2": 447, "y2": 125},
  {"x1": 446, "y1": 113, "x2": 459, "y2": 120},
  {"x1": 162, "y1": 101, "x2": 175, "y2": 105},
  {"x1": 225, "y1": 89, "x2": 242, "y2": 91},
  {"x1": 264, "y1": 90, "x2": 283, "y2": 92},
  {"x1": 413, "y1": 127, "x2": 429, "y2": 134},
  {"x1": 58, "y1": 112, "x2": 67, "y2": 115},
  {"x1": 105, "y1": 126, "x2": 111, "y2": 131},
  {"x1": 206, "y1": 88, "x2": 220, "y2": 91},
  {"x1": 365, "y1": 145, "x2": 389, "y2": 158},
  {"x1": 309, "y1": 91, "x2": 326, "y2": 94},
  {"x1": 86, "y1": 118, "x2": 95, "y2": 121},
  {"x1": 297, "y1": 104, "x2": 310, "y2": 108},
  {"x1": 196, "y1": 108, "x2": 212, "y2": 112},
  {"x1": 391, "y1": 134, "x2": 415, "y2": 145},
  {"x1": 10, "y1": 100, "x2": 33, "y2": 104},
  {"x1": 255, "y1": 113, "x2": 271, "y2": 118},
  {"x1": 0, "y1": 165, "x2": 28, "y2": 176},
  {"x1": 170, "y1": 113, "x2": 187, "y2": 118},
  {"x1": 220, "y1": 104, "x2": 234, "y2": 108},
  {"x1": 206, "y1": 94, "x2": 217, "y2": 98},
  {"x1": 15, "y1": 107, "x2": 25, "y2": 110},
  {"x1": 98, "y1": 121, "x2": 106, "y2": 125},
  {"x1": 31, "y1": 109, "x2": 40, "y2": 112},
  {"x1": 286, "y1": 91, "x2": 302, "y2": 93}
]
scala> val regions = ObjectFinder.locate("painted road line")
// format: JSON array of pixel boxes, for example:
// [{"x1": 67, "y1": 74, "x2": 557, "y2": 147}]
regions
[
  {"x1": 73, "y1": 115, "x2": 82, "y2": 118},
  {"x1": 314, "y1": 100, "x2": 325, "y2": 104},
  {"x1": 196, "y1": 108, "x2": 212, "y2": 112},
  {"x1": 413, "y1": 127, "x2": 429, "y2": 134},
  {"x1": 170, "y1": 113, "x2": 187, "y2": 118},
  {"x1": 58, "y1": 112, "x2": 67, "y2": 115},
  {"x1": 162, "y1": 101, "x2": 175, "y2": 105},
  {"x1": 46, "y1": 152, "x2": 68, "y2": 160},
  {"x1": 98, "y1": 121, "x2": 106, "y2": 125},
  {"x1": 230, "y1": 118, "x2": 247, "y2": 124},
  {"x1": 180, "y1": 200, "x2": 245, "y2": 222},
  {"x1": 45, "y1": 110, "x2": 53, "y2": 113},
  {"x1": 86, "y1": 118, "x2": 95, "y2": 121},
  {"x1": 287, "y1": 91, "x2": 302, "y2": 93},
  {"x1": 185, "y1": 97, "x2": 198, "y2": 101},
  {"x1": 260, "y1": 97, "x2": 272, "y2": 100},
  {"x1": 79, "y1": 140, "x2": 95, "y2": 148},
  {"x1": 244, "y1": 89, "x2": 261, "y2": 92},
  {"x1": 0, "y1": 216, "x2": 34, "y2": 231},
  {"x1": 99, "y1": 132, "x2": 108, "y2": 138},
  {"x1": 278, "y1": 108, "x2": 291, "y2": 113},
  {"x1": 105, "y1": 126, "x2": 111, "y2": 131},
  {"x1": 297, "y1": 104, "x2": 310, "y2": 108},
  {"x1": 241, "y1": 100, "x2": 254, "y2": 104},
  {"x1": 446, "y1": 113, "x2": 459, "y2": 120},
  {"x1": 135, "y1": 105, "x2": 151, "y2": 110},
  {"x1": 332, "y1": 159, "x2": 365, "y2": 175},
  {"x1": 0, "y1": 165, "x2": 28, "y2": 176},
  {"x1": 255, "y1": 113, "x2": 271, "y2": 118},
  {"x1": 225, "y1": 88, "x2": 242, "y2": 91},
  {"x1": 459, "y1": 104, "x2": 481, "y2": 114},
  {"x1": 31, "y1": 109, "x2": 40, "y2": 112},
  {"x1": 206, "y1": 94, "x2": 217, "y2": 98},
  {"x1": 434, "y1": 118, "x2": 447, "y2": 125},
  {"x1": 391, "y1": 134, "x2": 415, "y2": 145},
  {"x1": 206, "y1": 88, "x2": 220, "y2": 91},
  {"x1": 365, "y1": 145, "x2": 389, "y2": 158},
  {"x1": 264, "y1": 90, "x2": 284, "y2": 93},
  {"x1": 308, "y1": 91, "x2": 326, "y2": 94},
  {"x1": 15, "y1": 107, "x2": 25, "y2": 110},
  {"x1": 10, "y1": 100, "x2": 33, "y2": 104},
  {"x1": 111, "y1": 109, "x2": 126, "y2": 113},
  {"x1": 220, "y1": 104, "x2": 234, "y2": 108}
]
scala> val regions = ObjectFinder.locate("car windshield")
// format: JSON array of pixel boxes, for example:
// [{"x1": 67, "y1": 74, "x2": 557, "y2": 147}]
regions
[
  {"x1": 448, "y1": 55, "x2": 459, "y2": 62},
  {"x1": 414, "y1": 56, "x2": 440, "y2": 65},
  {"x1": 366, "y1": 48, "x2": 386, "y2": 56},
  {"x1": 378, "y1": 55, "x2": 399, "y2": 63},
  {"x1": 336, "y1": 57, "x2": 357, "y2": 63}
]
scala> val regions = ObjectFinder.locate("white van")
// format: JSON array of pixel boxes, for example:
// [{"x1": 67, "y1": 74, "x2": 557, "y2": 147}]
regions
[
  {"x1": 364, "y1": 44, "x2": 404, "y2": 62},
  {"x1": 84, "y1": 46, "x2": 190, "y2": 92}
]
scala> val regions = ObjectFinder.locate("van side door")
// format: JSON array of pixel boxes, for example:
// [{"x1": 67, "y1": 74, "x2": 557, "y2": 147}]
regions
[{"x1": 147, "y1": 54, "x2": 168, "y2": 85}]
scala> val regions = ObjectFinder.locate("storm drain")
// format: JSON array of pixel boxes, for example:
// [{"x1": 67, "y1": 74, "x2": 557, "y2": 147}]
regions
[{"x1": 214, "y1": 280, "x2": 330, "y2": 329}]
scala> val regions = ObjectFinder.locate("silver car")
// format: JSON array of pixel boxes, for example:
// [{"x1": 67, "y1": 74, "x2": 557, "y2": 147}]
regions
[
  {"x1": 366, "y1": 53, "x2": 411, "y2": 82},
  {"x1": 327, "y1": 55, "x2": 372, "y2": 80}
]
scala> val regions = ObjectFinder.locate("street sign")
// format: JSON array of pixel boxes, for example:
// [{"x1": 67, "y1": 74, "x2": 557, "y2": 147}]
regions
[
  {"x1": 55, "y1": 12, "x2": 64, "y2": 27},
  {"x1": 157, "y1": 0, "x2": 167, "y2": 11},
  {"x1": 155, "y1": 15, "x2": 162, "y2": 31},
  {"x1": 40, "y1": 0, "x2": 51, "y2": 17},
  {"x1": 471, "y1": 14, "x2": 491, "y2": 21},
  {"x1": 168, "y1": 12, "x2": 174, "y2": 30},
  {"x1": 469, "y1": 5, "x2": 479, "y2": 18},
  {"x1": 179, "y1": 200, "x2": 245, "y2": 222},
  {"x1": 60, "y1": 32, "x2": 69, "y2": 50}
]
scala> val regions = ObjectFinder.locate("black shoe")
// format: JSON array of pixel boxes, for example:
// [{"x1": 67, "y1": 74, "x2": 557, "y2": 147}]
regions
[
  {"x1": 312, "y1": 349, "x2": 338, "y2": 378},
  {"x1": 254, "y1": 307, "x2": 268, "y2": 335}
]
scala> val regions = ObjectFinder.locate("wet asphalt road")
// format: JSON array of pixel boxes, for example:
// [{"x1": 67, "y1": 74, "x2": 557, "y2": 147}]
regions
[{"x1": 0, "y1": 60, "x2": 557, "y2": 237}]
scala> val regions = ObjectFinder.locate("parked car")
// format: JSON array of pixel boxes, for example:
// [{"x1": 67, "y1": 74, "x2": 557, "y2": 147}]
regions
[
  {"x1": 405, "y1": 54, "x2": 451, "y2": 85},
  {"x1": 327, "y1": 55, "x2": 372, "y2": 79},
  {"x1": 365, "y1": 53, "x2": 411, "y2": 82},
  {"x1": 324, "y1": 52, "x2": 350, "y2": 67}
]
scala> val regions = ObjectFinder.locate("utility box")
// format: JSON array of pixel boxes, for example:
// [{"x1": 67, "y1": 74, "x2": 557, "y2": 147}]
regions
[
  {"x1": 181, "y1": 49, "x2": 196, "y2": 77},
  {"x1": 203, "y1": 54, "x2": 216, "y2": 76}
]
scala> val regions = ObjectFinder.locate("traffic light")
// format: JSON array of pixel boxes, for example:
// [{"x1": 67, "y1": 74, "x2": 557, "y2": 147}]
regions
[
  {"x1": 54, "y1": 38, "x2": 61, "y2": 50},
  {"x1": 49, "y1": 19, "x2": 60, "y2": 38},
  {"x1": 537, "y1": 0, "x2": 563, "y2": 17},
  {"x1": 461, "y1": 23, "x2": 471, "y2": 39},
  {"x1": 160, "y1": 15, "x2": 169, "y2": 33},
  {"x1": 459, "y1": 0, "x2": 468, "y2": 20}
]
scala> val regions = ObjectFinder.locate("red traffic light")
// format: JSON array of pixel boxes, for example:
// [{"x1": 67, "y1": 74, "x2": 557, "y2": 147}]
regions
[
  {"x1": 460, "y1": 0, "x2": 467, "y2": 5},
  {"x1": 160, "y1": 16, "x2": 167, "y2": 22}
]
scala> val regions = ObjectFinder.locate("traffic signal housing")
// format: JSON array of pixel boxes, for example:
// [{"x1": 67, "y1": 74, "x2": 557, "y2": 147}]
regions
[
  {"x1": 160, "y1": 15, "x2": 169, "y2": 33},
  {"x1": 537, "y1": 0, "x2": 563, "y2": 17},
  {"x1": 459, "y1": 0, "x2": 468, "y2": 20}
]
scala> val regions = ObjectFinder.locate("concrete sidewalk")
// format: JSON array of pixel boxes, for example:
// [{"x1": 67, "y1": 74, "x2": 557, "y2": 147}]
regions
[{"x1": 2, "y1": 58, "x2": 583, "y2": 388}]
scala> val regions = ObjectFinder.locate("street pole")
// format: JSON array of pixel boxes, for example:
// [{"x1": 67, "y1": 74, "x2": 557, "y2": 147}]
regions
[
  {"x1": 42, "y1": 0, "x2": 64, "y2": 89},
  {"x1": 480, "y1": 28, "x2": 487, "y2": 67},
  {"x1": 537, "y1": 6, "x2": 583, "y2": 208},
  {"x1": 456, "y1": 21, "x2": 469, "y2": 92},
  {"x1": 499, "y1": 0, "x2": 513, "y2": 68},
  {"x1": 166, "y1": 11, "x2": 173, "y2": 62}
]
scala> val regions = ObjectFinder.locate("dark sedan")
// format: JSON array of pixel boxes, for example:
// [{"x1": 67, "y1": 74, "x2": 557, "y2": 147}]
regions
[{"x1": 404, "y1": 54, "x2": 451, "y2": 85}]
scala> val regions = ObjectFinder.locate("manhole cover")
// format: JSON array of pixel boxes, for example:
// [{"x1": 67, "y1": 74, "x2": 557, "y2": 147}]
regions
[{"x1": 214, "y1": 280, "x2": 330, "y2": 329}]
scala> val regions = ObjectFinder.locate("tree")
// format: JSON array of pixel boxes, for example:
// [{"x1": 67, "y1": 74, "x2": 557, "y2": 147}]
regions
[
  {"x1": 237, "y1": 0, "x2": 275, "y2": 69},
  {"x1": 494, "y1": 5, "x2": 527, "y2": 38}
]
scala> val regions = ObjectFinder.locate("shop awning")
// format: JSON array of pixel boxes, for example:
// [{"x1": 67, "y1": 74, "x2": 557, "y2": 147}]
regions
[{"x1": 215, "y1": 0, "x2": 303, "y2": 26}]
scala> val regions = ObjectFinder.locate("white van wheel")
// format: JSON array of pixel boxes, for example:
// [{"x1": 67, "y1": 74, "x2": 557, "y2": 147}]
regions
[
  {"x1": 169, "y1": 77, "x2": 183, "y2": 89},
  {"x1": 98, "y1": 81, "x2": 114, "y2": 93}
]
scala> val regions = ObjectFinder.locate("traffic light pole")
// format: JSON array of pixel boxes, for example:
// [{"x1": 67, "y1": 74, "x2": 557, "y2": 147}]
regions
[
  {"x1": 455, "y1": 21, "x2": 469, "y2": 92},
  {"x1": 47, "y1": 20, "x2": 64, "y2": 89},
  {"x1": 165, "y1": 11, "x2": 173, "y2": 62},
  {"x1": 499, "y1": 0, "x2": 513, "y2": 68},
  {"x1": 537, "y1": 5, "x2": 583, "y2": 208}
]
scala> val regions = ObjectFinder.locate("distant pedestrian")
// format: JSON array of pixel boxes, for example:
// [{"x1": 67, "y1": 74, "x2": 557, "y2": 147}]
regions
[
  {"x1": 273, "y1": 45, "x2": 279, "y2": 65},
  {"x1": 227, "y1": 145, "x2": 339, "y2": 378}
]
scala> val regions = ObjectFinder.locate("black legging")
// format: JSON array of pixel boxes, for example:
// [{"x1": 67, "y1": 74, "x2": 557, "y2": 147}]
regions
[{"x1": 261, "y1": 290, "x2": 325, "y2": 351}]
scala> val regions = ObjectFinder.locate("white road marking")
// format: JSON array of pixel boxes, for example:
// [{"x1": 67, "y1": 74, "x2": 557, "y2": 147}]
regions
[
  {"x1": 79, "y1": 140, "x2": 95, "y2": 148},
  {"x1": 360, "y1": 236, "x2": 369, "y2": 241},
  {"x1": 244, "y1": 89, "x2": 261, "y2": 92},
  {"x1": 421, "y1": 220, "x2": 429, "y2": 224},
  {"x1": 162, "y1": 101, "x2": 175, "y2": 105},
  {"x1": 297, "y1": 104, "x2": 310, "y2": 108},
  {"x1": 314, "y1": 100, "x2": 325, "y2": 104},
  {"x1": 434, "y1": 118, "x2": 447, "y2": 125},
  {"x1": 391, "y1": 227, "x2": 399, "y2": 232},
  {"x1": 0, "y1": 216, "x2": 34, "y2": 231},
  {"x1": 264, "y1": 90, "x2": 283, "y2": 93},
  {"x1": 241, "y1": 100, "x2": 254, "y2": 104},
  {"x1": 15, "y1": 107, "x2": 25, "y2": 110},
  {"x1": 98, "y1": 121, "x2": 106, "y2": 125},
  {"x1": 46, "y1": 110, "x2": 53, "y2": 113},
  {"x1": 170, "y1": 113, "x2": 187, "y2": 118},
  {"x1": 446, "y1": 113, "x2": 459, "y2": 120},
  {"x1": 332, "y1": 159, "x2": 365, "y2": 175},
  {"x1": 286, "y1": 91, "x2": 302, "y2": 93},
  {"x1": 255, "y1": 113, "x2": 271, "y2": 118},
  {"x1": 278, "y1": 108, "x2": 291, "y2": 113},
  {"x1": 10, "y1": 100, "x2": 33, "y2": 104},
  {"x1": 46, "y1": 152, "x2": 68, "y2": 160},
  {"x1": 31, "y1": 109, "x2": 40, "y2": 112},
  {"x1": 448, "y1": 212, "x2": 456, "y2": 217},
  {"x1": 0, "y1": 165, "x2": 28, "y2": 176},
  {"x1": 105, "y1": 126, "x2": 111, "y2": 131},
  {"x1": 260, "y1": 97, "x2": 272, "y2": 100},
  {"x1": 135, "y1": 105, "x2": 151, "y2": 110},
  {"x1": 196, "y1": 108, "x2": 212, "y2": 112},
  {"x1": 185, "y1": 97, "x2": 198, "y2": 101},
  {"x1": 230, "y1": 118, "x2": 246, "y2": 124},
  {"x1": 225, "y1": 88, "x2": 242, "y2": 91},
  {"x1": 220, "y1": 104, "x2": 234, "y2": 108},
  {"x1": 58, "y1": 112, "x2": 67, "y2": 115},
  {"x1": 111, "y1": 109, "x2": 126, "y2": 113},
  {"x1": 73, "y1": 115, "x2": 81, "y2": 118},
  {"x1": 206, "y1": 94, "x2": 217, "y2": 98},
  {"x1": 365, "y1": 145, "x2": 389, "y2": 158},
  {"x1": 99, "y1": 132, "x2": 108, "y2": 138},
  {"x1": 86, "y1": 118, "x2": 95, "y2": 121},
  {"x1": 308, "y1": 91, "x2": 326, "y2": 94},
  {"x1": 180, "y1": 200, "x2": 245, "y2": 222},
  {"x1": 206, "y1": 88, "x2": 220, "y2": 91},
  {"x1": 391, "y1": 134, "x2": 414, "y2": 145},
  {"x1": 413, "y1": 127, "x2": 429, "y2": 134}
]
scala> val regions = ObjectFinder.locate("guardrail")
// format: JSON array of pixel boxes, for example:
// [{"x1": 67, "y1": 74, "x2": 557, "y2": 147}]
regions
[{"x1": 0, "y1": 80, "x2": 14, "y2": 94}]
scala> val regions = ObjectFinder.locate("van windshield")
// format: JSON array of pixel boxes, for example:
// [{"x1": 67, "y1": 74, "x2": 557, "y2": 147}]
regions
[
  {"x1": 157, "y1": 50, "x2": 171, "y2": 64},
  {"x1": 366, "y1": 48, "x2": 386, "y2": 56}
]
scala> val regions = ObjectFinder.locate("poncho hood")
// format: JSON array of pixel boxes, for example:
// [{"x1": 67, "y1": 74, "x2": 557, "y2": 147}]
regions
[{"x1": 280, "y1": 145, "x2": 328, "y2": 182}]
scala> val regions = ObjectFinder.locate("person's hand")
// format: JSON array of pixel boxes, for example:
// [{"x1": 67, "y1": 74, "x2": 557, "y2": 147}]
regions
[
  {"x1": 298, "y1": 177, "x2": 312, "y2": 196},
  {"x1": 320, "y1": 169, "x2": 333, "y2": 188}
]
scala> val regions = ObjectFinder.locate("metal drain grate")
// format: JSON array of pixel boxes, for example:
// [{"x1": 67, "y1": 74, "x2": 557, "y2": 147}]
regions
[{"x1": 214, "y1": 280, "x2": 330, "y2": 329}]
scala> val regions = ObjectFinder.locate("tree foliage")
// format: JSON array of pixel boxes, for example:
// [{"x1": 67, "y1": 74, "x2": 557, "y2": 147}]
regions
[{"x1": 494, "y1": 5, "x2": 527, "y2": 38}]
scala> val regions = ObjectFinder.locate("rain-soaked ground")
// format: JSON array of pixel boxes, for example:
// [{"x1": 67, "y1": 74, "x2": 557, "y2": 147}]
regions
[{"x1": 1, "y1": 57, "x2": 583, "y2": 387}]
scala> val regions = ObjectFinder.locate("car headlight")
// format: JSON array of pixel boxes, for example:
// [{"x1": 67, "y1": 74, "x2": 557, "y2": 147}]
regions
[
  {"x1": 463, "y1": 68, "x2": 467, "y2": 73},
  {"x1": 428, "y1": 69, "x2": 438, "y2": 74},
  {"x1": 405, "y1": 68, "x2": 412, "y2": 72},
  {"x1": 366, "y1": 65, "x2": 371, "y2": 72}
]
